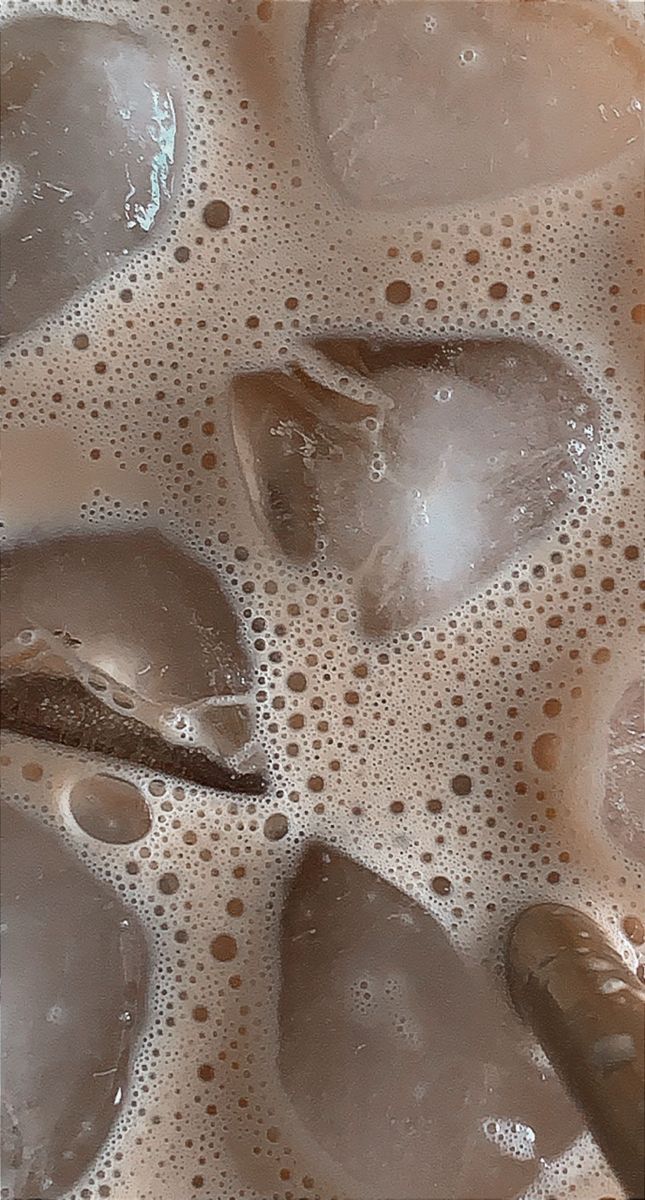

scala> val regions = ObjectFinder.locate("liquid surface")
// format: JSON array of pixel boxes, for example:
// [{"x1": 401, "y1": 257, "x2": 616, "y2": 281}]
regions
[{"x1": 0, "y1": 1, "x2": 643, "y2": 1199}]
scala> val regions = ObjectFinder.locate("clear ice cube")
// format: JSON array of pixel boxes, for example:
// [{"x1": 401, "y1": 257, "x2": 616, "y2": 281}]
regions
[
  {"x1": 1, "y1": 16, "x2": 180, "y2": 340},
  {"x1": 602, "y1": 679, "x2": 644, "y2": 864},
  {"x1": 305, "y1": 0, "x2": 643, "y2": 209},
  {"x1": 2, "y1": 529, "x2": 256, "y2": 767},
  {"x1": 1, "y1": 803, "x2": 148, "y2": 1198},
  {"x1": 278, "y1": 846, "x2": 581, "y2": 1199}
]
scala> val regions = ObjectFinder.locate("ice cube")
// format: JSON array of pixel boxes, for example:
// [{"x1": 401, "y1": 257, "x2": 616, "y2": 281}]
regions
[
  {"x1": 305, "y1": 0, "x2": 643, "y2": 209},
  {"x1": 1, "y1": 16, "x2": 180, "y2": 340},
  {"x1": 1, "y1": 802, "x2": 148, "y2": 1198},
  {"x1": 232, "y1": 339, "x2": 597, "y2": 632},
  {"x1": 231, "y1": 361, "x2": 375, "y2": 564},
  {"x1": 278, "y1": 847, "x2": 581, "y2": 1199},
  {"x1": 232, "y1": 371, "x2": 321, "y2": 562},
  {"x1": 602, "y1": 679, "x2": 644, "y2": 864},
  {"x1": 1, "y1": 529, "x2": 258, "y2": 770}
]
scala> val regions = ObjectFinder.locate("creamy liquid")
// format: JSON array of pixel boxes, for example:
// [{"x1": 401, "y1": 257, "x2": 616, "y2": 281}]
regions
[{"x1": 1, "y1": 2, "x2": 644, "y2": 1199}]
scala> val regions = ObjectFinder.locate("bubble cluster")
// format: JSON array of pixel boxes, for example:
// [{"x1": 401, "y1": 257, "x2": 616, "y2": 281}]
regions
[{"x1": 1, "y1": 0, "x2": 643, "y2": 1198}]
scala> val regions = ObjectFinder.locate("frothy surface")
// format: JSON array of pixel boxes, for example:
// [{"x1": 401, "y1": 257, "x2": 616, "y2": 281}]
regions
[{"x1": 1, "y1": 1, "x2": 643, "y2": 1198}]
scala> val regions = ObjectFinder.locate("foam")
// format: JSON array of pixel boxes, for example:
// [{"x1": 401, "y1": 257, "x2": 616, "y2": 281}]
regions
[{"x1": 1, "y1": 0, "x2": 643, "y2": 1197}]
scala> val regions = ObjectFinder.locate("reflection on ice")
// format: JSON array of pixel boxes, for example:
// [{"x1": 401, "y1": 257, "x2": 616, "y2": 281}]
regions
[{"x1": 603, "y1": 679, "x2": 645, "y2": 864}]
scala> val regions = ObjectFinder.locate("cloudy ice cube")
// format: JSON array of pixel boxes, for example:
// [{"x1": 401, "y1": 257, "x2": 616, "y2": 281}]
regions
[{"x1": 232, "y1": 339, "x2": 597, "y2": 632}]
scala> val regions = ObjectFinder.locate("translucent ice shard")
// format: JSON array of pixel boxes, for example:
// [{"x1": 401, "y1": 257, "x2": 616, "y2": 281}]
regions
[
  {"x1": 1, "y1": 16, "x2": 180, "y2": 339},
  {"x1": 232, "y1": 339, "x2": 597, "y2": 632},
  {"x1": 602, "y1": 679, "x2": 644, "y2": 864},
  {"x1": 1, "y1": 529, "x2": 264, "y2": 787},
  {"x1": 278, "y1": 847, "x2": 581, "y2": 1199},
  {"x1": 305, "y1": 0, "x2": 643, "y2": 209},
  {"x1": 232, "y1": 361, "x2": 372, "y2": 564},
  {"x1": 0, "y1": 803, "x2": 148, "y2": 1198}
]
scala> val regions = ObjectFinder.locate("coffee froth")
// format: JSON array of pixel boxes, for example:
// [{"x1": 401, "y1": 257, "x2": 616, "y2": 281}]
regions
[{"x1": 1, "y1": 2, "x2": 643, "y2": 1198}]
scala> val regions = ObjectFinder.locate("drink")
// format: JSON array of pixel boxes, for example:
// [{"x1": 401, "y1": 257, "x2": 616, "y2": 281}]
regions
[{"x1": 1, "y1": 2, "x2": 643, "y2": 1198}]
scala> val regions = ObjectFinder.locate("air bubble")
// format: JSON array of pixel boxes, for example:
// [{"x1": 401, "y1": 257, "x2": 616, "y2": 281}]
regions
[{"x1": 68, "y1": 775, "x2": 152, "y2": 844}]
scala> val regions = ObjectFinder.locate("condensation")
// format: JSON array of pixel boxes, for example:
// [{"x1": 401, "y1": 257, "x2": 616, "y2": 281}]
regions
[{"x1": 1, "y1": 1, "x2": 643, "y2": 1198}]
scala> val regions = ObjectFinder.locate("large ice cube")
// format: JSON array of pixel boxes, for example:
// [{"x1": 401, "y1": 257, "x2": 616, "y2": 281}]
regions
[
  {"x1": 1, "y1": 16, "x2": 180, "y2": 340},
  {"x1": 305, "y1": 0, "x2": 643, "y2": 209},
  {"x1": 1, "y1": 803, "x2": 148, "y2": 1198},
  {"x1": 232, "y1": 339, "x2": 597, "y2": 632},
  {"x1": 602, "y1": 679, "x2": 644, "y2": 864},
  {"x1": 278, "y1": 847, "x2": 581, "y2": 1199},
  {"x1": 1, "y1": 529, "x2": 259, "y2": 773}
]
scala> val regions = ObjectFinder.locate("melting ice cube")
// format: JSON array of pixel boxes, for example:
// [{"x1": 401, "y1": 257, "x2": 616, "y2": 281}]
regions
[
  {"x1": 305, "y1": 0, "x2": 643, "y2": 209},
  {"x1": 1, "y1": 16, "x2": 181, "y2": 339},
  {"x1": 278, "y1": 846, "x2": 581, "y2": 1199},
  {"x1": 602, "y1": 679, "x2": 644, "y2": 864},
  {"x1": 1, "y1": 529, "x2": 260, "y2": 775},
  {"x1": 1, "y1": 803, "x2": 148, "y2": 1197},
  {"x1": 232, "y1": 338, "x2": 597, "y2": 632}
]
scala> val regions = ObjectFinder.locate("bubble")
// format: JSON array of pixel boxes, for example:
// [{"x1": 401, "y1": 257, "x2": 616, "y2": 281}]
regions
[
  {"x1": 21, "y1": 761, "x2": 43, "y2": 782},
  {"x1": 202, "y1": 200, "x2": 231, "y2": 229},
  {"x1": 210, "y1": 934, "x2": 238, "y2": 963},
  {"x1": 158, "y1": 872, "x2": 180, "y2": 895},
  {"x1": 263, "y1": 813, "x2": 289, "y2": 841},
  {"x1": 68, "y1": 774, "x2": 152, "y2": 844},
  {"x1": 451, "y1": 774, "x2": 472, "y2": 797},
  {"x1": 385, "y1": 280, "x2": 412, "y2": 305},
  {"x1": 531, "y1": 733, "x2": 562, "y2": 773},
  {"x1": 622, "y1": 917, "x2": 644, "y2": 945}
]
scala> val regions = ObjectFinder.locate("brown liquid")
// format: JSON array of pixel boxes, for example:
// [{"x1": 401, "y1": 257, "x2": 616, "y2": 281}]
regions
[{"x1": 1, "y1": 2, "x2": 643, "y2": 1198}]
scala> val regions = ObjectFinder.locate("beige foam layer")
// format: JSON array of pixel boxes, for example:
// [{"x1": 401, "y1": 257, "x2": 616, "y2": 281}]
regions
[{"x1": 1, "y1": 1, "x2": 643, "y2": 1197}]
